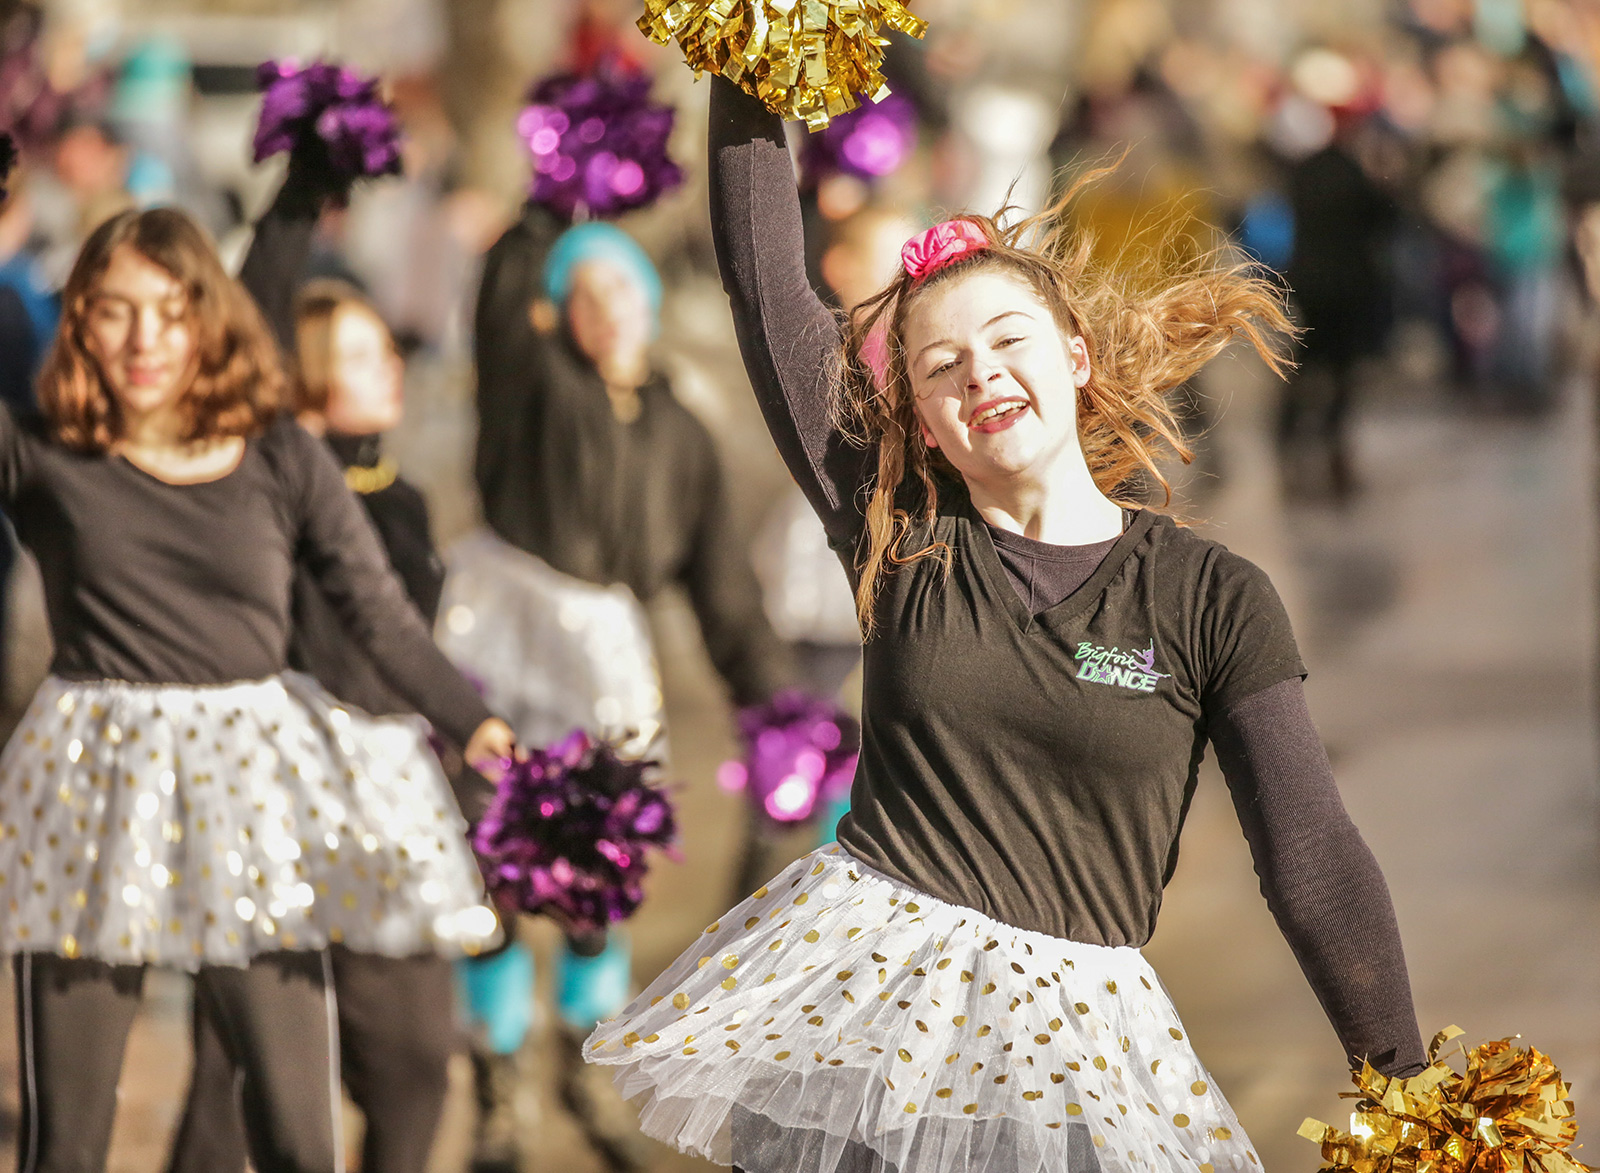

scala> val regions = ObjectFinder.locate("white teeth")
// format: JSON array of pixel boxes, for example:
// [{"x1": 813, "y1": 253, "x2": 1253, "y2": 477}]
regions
[{"x1": 971, "y1": 402, "x2": 1024, "y2": 427}]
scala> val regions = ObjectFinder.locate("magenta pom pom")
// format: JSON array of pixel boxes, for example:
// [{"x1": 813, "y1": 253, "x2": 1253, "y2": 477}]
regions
[
  {"x1": 471, "y1": 731, "x2": 676, "y2": 932},
  {"x1": 517, "y1": 60, "x2": 683, "y2": 221},
  {"x1": 722, "y1": 692, "x2": 860, "y2": 827},
  {"x1": 254, "y1": 59, "x2": 402, "y2": 191},
  {"x1": 803, "y1": 91, "x2": 917, "y2": 185}
]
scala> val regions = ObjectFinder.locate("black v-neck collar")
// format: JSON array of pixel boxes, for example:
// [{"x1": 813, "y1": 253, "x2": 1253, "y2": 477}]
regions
[{"x1": 963, "y1": 495, "x2": 1157, "y2": 633}]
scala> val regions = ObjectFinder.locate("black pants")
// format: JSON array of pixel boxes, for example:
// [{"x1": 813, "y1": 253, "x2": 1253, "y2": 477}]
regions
[
  {"x1": 13, "y1": 951, "x2": 338, "y2": 1173},
  {"x1": 167, "y1": 948, "x2": 456, "y2": 1173}
]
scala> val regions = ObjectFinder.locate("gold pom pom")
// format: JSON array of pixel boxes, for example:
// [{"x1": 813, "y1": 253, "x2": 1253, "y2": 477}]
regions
[
  {"x1": 1301, "y1": 1026, "x2": 1593, "y2": 1173},
  {"x1": 637, "y1": 0, "x2": 928, "y2": 129}
]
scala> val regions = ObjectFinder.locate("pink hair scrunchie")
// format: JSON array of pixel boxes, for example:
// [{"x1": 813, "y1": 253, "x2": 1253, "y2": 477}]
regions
[
  {"x1": 900, "y1": 219, "x2": 989, "y2": 281},
  {"x1": 856, "y1": 220, "x2": 990, "y2": 390}
]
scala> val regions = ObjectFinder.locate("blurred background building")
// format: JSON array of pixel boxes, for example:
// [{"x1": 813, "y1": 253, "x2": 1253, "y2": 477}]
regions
[{"x1": 0, "y1": 0, "x2": 1593, "y2": 1169}]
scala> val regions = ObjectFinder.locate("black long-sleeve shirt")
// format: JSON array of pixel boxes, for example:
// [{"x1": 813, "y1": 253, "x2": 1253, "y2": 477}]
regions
[
  {"x1": 707, "y1": 77, "x2": 1424, "y2": 1076},
  {"x1": 0, "y1": 407, "x2": 490, "y2": 748},
  {"x1": 472, "y1": 202, "x2": 793, "y2": 707}
]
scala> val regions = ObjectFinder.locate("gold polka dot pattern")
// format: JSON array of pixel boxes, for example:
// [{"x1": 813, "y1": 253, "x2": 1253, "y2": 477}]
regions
[
  {"x1": 0, "y1": 674, "x2": 500, "y2": 968},
  {"x1": 588, "y1": 847, "x2": 1257, "y2": 1173}
]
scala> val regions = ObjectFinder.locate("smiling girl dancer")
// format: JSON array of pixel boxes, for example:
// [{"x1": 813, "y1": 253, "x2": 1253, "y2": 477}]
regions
[
  {"x1": 0, "y1": 206, "x2": 511, "y2": 1173},
  {"x1": 585, "y1": 79, "x2": 1426, "y2": 1173},
  {"x1": 165, "y1": 159, "x2": 497, "y2": 1173}
]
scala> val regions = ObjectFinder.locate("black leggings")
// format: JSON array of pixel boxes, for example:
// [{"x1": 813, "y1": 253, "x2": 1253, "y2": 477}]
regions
[
  {"x1": 14, "y1": 950, "x2": 339, "y2": 1173},
  {"x1": 167, "y1": 948, "x2": 457, "y2": 1173}
]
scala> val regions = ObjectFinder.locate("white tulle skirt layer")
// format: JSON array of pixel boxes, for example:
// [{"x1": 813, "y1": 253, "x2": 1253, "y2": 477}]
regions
[
  {"x1": 436, "y1": 531, "x2": 665, "y2": 757},
  {"x1": 0, "y1": 673, "x2": 499, "y2": 969},
  {"x1": 587, "y1": 847, "x2": 1259, "y2": 1173}
]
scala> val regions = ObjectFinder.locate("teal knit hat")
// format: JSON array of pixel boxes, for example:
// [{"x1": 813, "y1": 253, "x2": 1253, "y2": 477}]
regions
[{"x1": 541, "y1": 222, "x2": 662, "y2": 327}]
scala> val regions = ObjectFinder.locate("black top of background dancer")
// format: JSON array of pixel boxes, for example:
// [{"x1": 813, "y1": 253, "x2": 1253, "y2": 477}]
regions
[
  {"x1": 291, "y1": 433, "x2": 445, "y2": 718},
  {"x1": 472, "y1": 200, "x2": 794, "y2": 708},
  {"x1": 0, "y1": 406, "x2": 491, "y2": 749},
  {"x1": 240, "y1": 186, "x2": 447, "y2": 725},
  {"x1": 707, "y1": 78, "x2": 1425, "y2": 1076}
]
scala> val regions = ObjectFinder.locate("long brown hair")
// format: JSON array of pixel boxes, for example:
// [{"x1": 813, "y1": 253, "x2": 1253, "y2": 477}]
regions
[
  {"x1": 841, "y1": 165, "x2": 1295, "y2": 636},
  {"x1": 39, "y1": 207, "x2": 284, "y2": 453}
]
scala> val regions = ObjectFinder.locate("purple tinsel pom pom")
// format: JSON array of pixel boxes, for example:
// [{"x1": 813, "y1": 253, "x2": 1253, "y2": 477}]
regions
[
  {"x1": 803, "y1": 92, "x2": 918, "y2": 185},
  {"x1": 471, "y1": 731, "x2": 676, "y2": 932},
  {"x1": 254, "y1": 59, "x2": 403, "y2": 188},
  {"x1": 517, "y1": 60, "x2": 683, "y2": 221},
  {"x1": 718, "y1": 691, "x2": 860, "y2": 827}
]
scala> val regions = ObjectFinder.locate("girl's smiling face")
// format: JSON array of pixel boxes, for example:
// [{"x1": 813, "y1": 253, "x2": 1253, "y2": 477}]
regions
[{"x1": 899, "y1": 266, "x2": 1092, "y2": 487}]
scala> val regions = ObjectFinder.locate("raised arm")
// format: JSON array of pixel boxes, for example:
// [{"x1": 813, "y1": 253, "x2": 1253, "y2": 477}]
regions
[
  {"x1": 708, "y1": 77, "x2": 869, "y2": 548},
  {"x1": 1212, "y1": 678, "x2": 1426, "y2": 1076},
  {"x1": 471, "y1": 202, "x2": 565, "y2": 519},
  {"x1": 285, "y1": 424, "x2": 494, "y2": 747},
  {"x1": 238, "y1": 163, "x2": 323, "y2": 355}
]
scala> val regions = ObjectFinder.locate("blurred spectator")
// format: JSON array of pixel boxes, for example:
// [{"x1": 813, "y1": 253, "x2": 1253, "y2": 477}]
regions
[
  {"x1": 1279, "y1": 51, "x2": 1399, "y2": 500},
  {"x1": 110, "y1": 37, "x2": 230, "y2": 232},
  {"x1": 30, "y1": 115, "x2": 130, "y2": 285},
  {"x1": 1484, "y1": 139, "x2": 1565, "y2": 410},
  {"x1": 0, "y1": 174, "x2": 56, "y2": 411},
  {"x1": 0, "y1": 171, "x2": 54, "y2": 713}
]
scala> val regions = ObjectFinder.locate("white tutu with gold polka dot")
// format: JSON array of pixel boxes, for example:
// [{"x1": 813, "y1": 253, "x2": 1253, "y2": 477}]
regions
[
  {"x1": 587, "y1": 846, "x2": 1259, "y2": 1173},
  {"x1": 0, "y1": 673, "x2": 500, "y2": 968}
]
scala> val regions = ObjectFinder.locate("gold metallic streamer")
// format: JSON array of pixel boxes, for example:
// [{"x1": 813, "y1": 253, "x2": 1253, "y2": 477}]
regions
[
  {"x1": 637, "y1": 0, "x2": 928, "y2": 128},
  {"x1": 1300, "y1": 1026, "x2": 1592, "y2": 1173}
]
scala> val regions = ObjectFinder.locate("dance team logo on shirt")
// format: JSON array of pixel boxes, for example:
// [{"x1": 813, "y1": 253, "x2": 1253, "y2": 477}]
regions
[{"x1": 1074, "y1": 640, "x2": 1170, "y2": 693}]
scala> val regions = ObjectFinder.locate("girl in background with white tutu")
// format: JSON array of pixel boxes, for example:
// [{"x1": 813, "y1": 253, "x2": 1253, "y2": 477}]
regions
[
  {"x1": 445, "y1": 204, "x2": 796, "y2": 1173},
  {"x1": 585, "y1": 79, "x2": 1427, "y2": 1173},
  {"x1": 166, "y1": 154, "x2": 499, "y2": 1173},
  {"x1": 0, "y1": 204, "x2": 511, "y2": 1173}
]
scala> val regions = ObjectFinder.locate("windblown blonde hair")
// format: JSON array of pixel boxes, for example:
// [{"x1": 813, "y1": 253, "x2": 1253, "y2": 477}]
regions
[{"x1": 841, "y1": 165, "x2": 1294, "y2": 636}]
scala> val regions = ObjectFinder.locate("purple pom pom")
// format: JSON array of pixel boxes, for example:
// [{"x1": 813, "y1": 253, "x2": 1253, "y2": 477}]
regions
[
  {"x1": 517, "y1": 60, "x2": 683, "y2": 221},
  {"x1": 803, "y1": 92, "x2": 918, "y2": 185},
  {"x1": 721, "y1": 692, "x2": 860, "y2": 827},
  {"x1": 471, "y1": 731, "x2": 677, "y2": 932},
  {"x1": 254, "y1": 59, "x2": 403, "y2": 191}
]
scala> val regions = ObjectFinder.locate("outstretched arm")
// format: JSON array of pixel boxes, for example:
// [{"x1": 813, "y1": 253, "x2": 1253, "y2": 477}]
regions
[
  {"x1": 289, "y1": 425, "x2": 494, "y2": 748},
  {"x1": 682, "y1": 427, "x2": 797, "y2": 706},
  {"x1": 238, "y1": 162, "x2": 324, "y2": 355},
  {"x1": 708, "y1": 78, "x2": 870, "y2": 549},
  {"x1": 1212, "y1": 677, "x2": 1427, "y2": 1076}
]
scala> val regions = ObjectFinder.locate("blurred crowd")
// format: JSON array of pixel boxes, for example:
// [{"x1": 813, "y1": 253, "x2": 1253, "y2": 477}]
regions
[{"x1": 3, "y1": 0, "x2": 1599, "y2": 486}]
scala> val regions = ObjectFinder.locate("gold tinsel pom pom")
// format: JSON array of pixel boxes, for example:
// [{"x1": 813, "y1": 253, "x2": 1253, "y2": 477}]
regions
[
  {"x1": 1300, "y1": 1026, "x2": 1592, "y2": 1173},
  {"x1": 637, "y1": 0, "x2": 928, "y2": 129}
]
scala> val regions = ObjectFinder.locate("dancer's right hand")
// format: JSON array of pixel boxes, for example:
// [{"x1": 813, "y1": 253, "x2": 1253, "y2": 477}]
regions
[{"x1": 465, "y1": 717, "x2": 519, "y2": 780}]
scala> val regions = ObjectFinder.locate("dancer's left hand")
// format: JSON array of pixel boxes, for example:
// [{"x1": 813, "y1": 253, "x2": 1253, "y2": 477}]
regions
[{"x1": 464, "y1": 717, "x2": 519, "y2": 779}]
